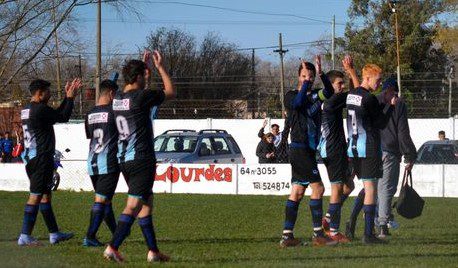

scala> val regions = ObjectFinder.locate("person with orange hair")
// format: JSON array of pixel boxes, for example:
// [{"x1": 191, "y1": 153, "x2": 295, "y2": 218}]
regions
[{"x1": 344, "y1": 63, "x2": 398, "y2": 244}]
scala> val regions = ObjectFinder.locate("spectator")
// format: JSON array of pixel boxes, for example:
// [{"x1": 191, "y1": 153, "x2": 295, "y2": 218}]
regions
[
  {"x1": 438, "y1": 130, "x2": 449, "y2": 141},
  {"x1": 2, "y1": 131, "x2": 13, "y2": 163},
  {"x1": 12, "y1": 130, "x2": 24, "y2": 163},
  {"x1": 256, "y1": 133, "x2": 276, "y2": 163},
  {"x1": 258, "y1": 119, "x2": 289, "y2": 163}
]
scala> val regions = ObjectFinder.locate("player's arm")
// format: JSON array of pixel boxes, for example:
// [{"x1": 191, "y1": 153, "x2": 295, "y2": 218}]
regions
[
  {"x1": 396, "y1": 101, "x2": 417, "y2": 169},
  {"x1": 145, "y1": 50, "x2": 176, "y2": 100},
  {"x1": 42, "y1": 78, "x2": 81, "y2": 124},
  {"x1": 342, "y1": 55, "x2": 360, "y2": 88},
  {"x1": 316, "y1": 55, "x2": 334, "y2": 100}
]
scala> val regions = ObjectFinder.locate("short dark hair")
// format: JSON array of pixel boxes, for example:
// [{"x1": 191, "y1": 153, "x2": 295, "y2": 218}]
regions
[
  {"x1": 100, "y1": 79, "x2": 118, "y2": 95},
  {"x1": 5, "y1": 131, "x2": 9, "y2": 135},
  {"x1": 122, "y1": 59, "x2": 146, "y2": 85},
  {"x1": 326, "y1": 70, "x2": 345, "y2": 83},
  {"x1": 439, "y1": 130, "x2": 445, "y2": 135},
  {"x1": 29, "y1": 79, "x2": 51, "y2": 95},
  {"x1": 298, "y1": 61, "x2": 316, "y2": 77},
  {"x1": 271, "y1": 124, "x2": 280, "y2": 129}
]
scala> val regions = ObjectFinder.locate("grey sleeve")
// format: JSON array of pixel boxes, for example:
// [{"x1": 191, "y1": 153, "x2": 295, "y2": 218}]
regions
[{"x1": 397, "y1": 101, "x2": 417, "y2": 163}]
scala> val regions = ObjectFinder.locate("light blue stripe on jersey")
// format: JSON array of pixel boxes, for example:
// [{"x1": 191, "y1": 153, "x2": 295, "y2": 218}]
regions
[
  {"x1": 87, "y1": 157, "x2": 94, "y2": 176},
  {"x1": 22, "y1": 149, "x2": 37, "y2": 164},
  {"x1": 347, "y1": 139, "x2": 354, "y2": 158},
  {"x1": 307, "y1": 118, "x2": 317, "y2": 150},
  {"x1": 318, "y1": 137, "x2": 327, "y2": 158},
  {"x1": 356, "y1": 132, "x2": 367, "y2": 157},
  {"x1": 97, "y1": 152, "x2": 108, "y2": 174}
]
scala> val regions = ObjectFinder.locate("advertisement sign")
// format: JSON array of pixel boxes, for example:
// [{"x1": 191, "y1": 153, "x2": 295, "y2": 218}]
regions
[
  {"x1": 237, "y1": 164, "x2": 291, "y2": 195},
  {"x1": 167, "y1": 164, "x2": 237, "y2": 194}
]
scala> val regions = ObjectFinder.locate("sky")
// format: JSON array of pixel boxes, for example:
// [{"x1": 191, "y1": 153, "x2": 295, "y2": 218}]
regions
[{"x1": 74, "y1": 0, "x2": 353, "y2": 62}]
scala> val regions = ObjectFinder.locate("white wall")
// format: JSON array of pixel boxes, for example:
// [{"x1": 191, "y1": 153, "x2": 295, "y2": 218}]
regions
[{"x1": 55, "y1": 118, "x2": 456, "y2": 164}]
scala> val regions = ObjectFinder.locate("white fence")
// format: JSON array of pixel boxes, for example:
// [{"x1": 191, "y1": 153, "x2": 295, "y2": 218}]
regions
[
  {"x1": 1, "y1": 163, "x2": 457, "y2": 197},
  {"x1": 54, "y1": 118, "x2": 458, "y2": 165}
]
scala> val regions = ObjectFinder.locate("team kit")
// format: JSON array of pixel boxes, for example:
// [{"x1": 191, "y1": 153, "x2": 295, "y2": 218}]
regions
[{"x1": 17, "y1": 50, "x2": 401, "y2": 263}]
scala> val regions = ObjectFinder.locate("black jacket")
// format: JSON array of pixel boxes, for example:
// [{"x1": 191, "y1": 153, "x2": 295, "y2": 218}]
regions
[
  {"x1": 256, "y1": 140, "x2": 276, "y2": 163},
  {"x1": 377, "y1": 92, "x2": 417, "y2": 163}
]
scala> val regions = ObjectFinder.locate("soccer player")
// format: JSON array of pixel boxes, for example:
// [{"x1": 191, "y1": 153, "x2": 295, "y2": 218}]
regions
[
  {"x1": 376, "y1": 78, "x2": 416, "y2": 238},
  {"x1": 83, "y1": 80, "x2": 120, "y2": 247},
  {"x1": 280, "y1": 56, "x2": 337, "y2": 247},
  {"x1": 18, "y1": 78, "x2": 81, "y2": 246},
  {"x1": 103, "y1": 50, "x2": 176, "y2": 263},
  {"x1": 318, "y1": 56, "x2": 360, "y2": 242},
  {"x1": 345, "y1": 64, "x2": 397, "y2": 244}
]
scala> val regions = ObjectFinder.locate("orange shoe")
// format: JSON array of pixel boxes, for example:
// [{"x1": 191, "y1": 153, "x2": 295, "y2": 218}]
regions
[
  {"x1": 312, "y1": 235, "x2": 338, "y2": 247},
  {"x1": 329, "y1": 232, "x2": 351, "y2": 243},
  {"x1": 147, "y1": 251, "x2": 170, "y2": 262},
  {"x1": 103, "y1": 245, "x2": 124, "y2": 263}
]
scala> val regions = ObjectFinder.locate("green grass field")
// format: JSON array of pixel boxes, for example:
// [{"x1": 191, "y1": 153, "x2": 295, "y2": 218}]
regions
[{"x1": 0, "y1": 191, "x2": 457, "y2": 267}]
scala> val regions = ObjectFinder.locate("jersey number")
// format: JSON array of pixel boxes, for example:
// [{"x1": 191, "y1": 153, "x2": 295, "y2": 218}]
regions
[
  {"x1": 348, "y1": 109, "x2": 358, "y2": 135},
  {"x1": 116, "y1": 116, "x2": 130, "y2": 141},
  {"x1": 93, "y1": 128, "x2": 104, "y2": 153}
]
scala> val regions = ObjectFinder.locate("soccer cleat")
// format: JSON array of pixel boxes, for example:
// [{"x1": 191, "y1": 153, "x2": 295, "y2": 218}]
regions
[
  {"x1": 312, "y1": 234, "x2": 339, "y2": 247},
  {"x1": 83, "y1": 237, "x2": 104, "y2": 247},
  {"x1": 329, "y1": 232, "x2": 351, "y2": 243},
  {"x1": 279, "y1": 233, "x2": 302, "y2": 248},
  {"x1": 104, "y1": 245, "x2": 124, "y2": 263},
  {"x1": 345, "y1": 220, "x2": 356, "y2": 240},
  {"x1": 362, "y1": 234, "x2": 388, "y2": 245},
  {"x1": 378, "y1": 225, "x2": 390, "y2": 239},
  {"x1": 49, "y1": 232, "x2": 74, "y2": 245},
  {"x1": 322, "y1": 217, "x2": 330, "y2": 234},
  {"x1": 18, "y1": 234, "x2": 43, "y2": 246},
  {"x1": 147, "y1": 251, "x2": 170, "y2": 263}
]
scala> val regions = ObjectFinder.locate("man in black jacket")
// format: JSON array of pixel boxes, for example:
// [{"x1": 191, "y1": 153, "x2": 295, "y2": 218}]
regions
[
  {"x1": 258, "y1": 120, "x2": 289, "y2": 163},
  {"x1": 376, "y1": 78, "x2": 417, "y2": 238}
]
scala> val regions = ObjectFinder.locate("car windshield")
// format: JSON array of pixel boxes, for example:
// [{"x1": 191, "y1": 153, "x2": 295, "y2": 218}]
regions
[
  {"x1": 418, "y1": 144, "x2": 458, "y2": 164},
  {"x1": 154, "y1": 135, "x2": 198, "y2": 153}
]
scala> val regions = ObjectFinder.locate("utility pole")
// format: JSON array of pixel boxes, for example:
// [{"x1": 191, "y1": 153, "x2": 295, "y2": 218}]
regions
[
  {"x1": 251, "y1": 49, "x2": 259, "y2": 117},
  {"x1": 52, "y1": 1, "x2": 62, "y2": 101},
  {"x1": 331, "y1": 15, "x2": 336, "y2": 69},
  {"x1": 449, "y1": 66, "x2": 454, "y2": 118},
  {"x1": 95, "y1": 0, "x2": 102, "y2": 101},
  {"x1": 78, "y1": 55, "x2": 83, "y2": 118},
  {"x1": 389, "y1": 0, "x2": 402, "y2": 96},
  {"x1": 274, "y1": 33, "x2": 288, "y2": 118}
]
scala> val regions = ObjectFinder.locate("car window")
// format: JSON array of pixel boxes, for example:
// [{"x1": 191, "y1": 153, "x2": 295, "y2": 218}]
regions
[
  {"x1": 154, "y1": 136, "x2": 165, "y2": 152},
  {"x1": 199, "y1": 138, "x2": 213, "y2": 156},
  {"x1": 212, "y1": 137, "x2": 231, "y2": 155},
  {"x1": 155, "y1": 136, "x2": 198, "y2": 152},
  {"x1": 227, "y1": 136, "x2": 241, "y2": 154},
  {"x1": 418, "y1": 144, "x2": 458, "y2": 164}
]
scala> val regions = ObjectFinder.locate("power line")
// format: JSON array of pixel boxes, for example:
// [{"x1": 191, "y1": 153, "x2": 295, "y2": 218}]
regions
[{"x1": 131, "y1": 0, "x2": 346, "y2": 25}]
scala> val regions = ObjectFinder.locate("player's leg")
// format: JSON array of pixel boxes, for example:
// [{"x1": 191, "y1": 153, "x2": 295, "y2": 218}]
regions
[
  {"x1": 280, "y1": 183, "x2": 306, "y2": 247},
  {"x1": 103, "y1": 172, "x2": 120, "y2": 235},
  {"x1": 84, "y1": 174, "x2": 109, "y2": 246},
  {"x1": 41, "y1": 193, "x2": 74, "y2": 244},
  {"x1": 18, "y1": 192, "x2": 42, "y2": 246},
  {"x1": 280, "y1": 147, "x2": 306, "y2": 247},
  {"x1": 137, "y1": 197, "x2": 170, "y2": 262}
]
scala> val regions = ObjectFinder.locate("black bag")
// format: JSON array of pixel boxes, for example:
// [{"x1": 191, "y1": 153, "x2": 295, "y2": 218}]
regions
[{"x1": 395, "y1": 170, "x2": 425, "y2": 219}]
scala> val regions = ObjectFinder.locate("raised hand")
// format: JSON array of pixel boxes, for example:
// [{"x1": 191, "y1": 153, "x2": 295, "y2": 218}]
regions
[
  {"x1": 65, "y1": 78, "x2": 82, "y2": 98},
  {"x1": 342, "y1": 55, "x2": 354, "y2": 72},
  {"x1": 315, "y1": 55, "x2": 322, "y2": 75},
  {"x1": 262, "y1": 119, "x2": 268, "y2": 128},
  {"x1": 143, "y1": 50, "x2": 154, "y2": 71},
  {"x1": 152, "y1": 50, "x2": 163, "y2": 69}
]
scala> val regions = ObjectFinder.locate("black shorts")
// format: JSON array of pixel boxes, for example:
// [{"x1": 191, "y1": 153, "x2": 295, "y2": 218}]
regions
[
  {"x1": 90, "y1": 172, "x2": 120, "y2": 200},
  {"x1": 351, "y1": 157, "x2": 382, "y2": 181},
  {"x1": 120, "y1": 160, "x2": 155, "y2": 202},
  {"x1": 289, "y1": 147, "x2": 321, "y2": 186},
  {"x1": 323, "y1": 152, "x2": 349, "y2": 184},
  {"x1": 25, "y1": 155, "x2": 54, "y2": 195}
]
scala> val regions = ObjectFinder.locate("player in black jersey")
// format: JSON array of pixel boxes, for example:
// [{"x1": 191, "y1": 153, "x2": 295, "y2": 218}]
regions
[
  {"x1": 280, "y1": 56, "x2": 337, "y2": 247},
  {"x1": 83, "y1": 80, "x2": 120, "y2": 247},
  {"x1": 18, "y1": 78, "x2": 81, "y2": 246},
  {"x1": 103, "y1": 50, "x2": 176, "y2": 263},
  {"x1": 318, "y1": 56, "x2": 360, "y2": 242},
  {"x1": 345, "y1": 64, "x2": 398, "y2": 244}
]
